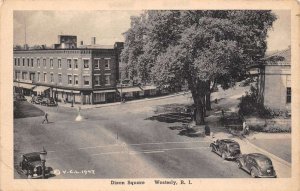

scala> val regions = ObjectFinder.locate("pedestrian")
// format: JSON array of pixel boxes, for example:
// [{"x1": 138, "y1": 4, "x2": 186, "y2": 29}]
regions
[
  {"x1": 42, "y1": 112, "x2": 49, "y2": 124},
  {"x1": 221, "y1": 109, "x2": 225, "y2": 117},
  {"x1": 242, "y1": 120, "x2": 249, "y2": 135}
]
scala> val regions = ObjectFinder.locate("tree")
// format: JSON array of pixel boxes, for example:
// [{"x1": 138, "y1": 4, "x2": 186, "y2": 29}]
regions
[{"x1": 122, "y1": 10, "x2": 276, "y2": 125}]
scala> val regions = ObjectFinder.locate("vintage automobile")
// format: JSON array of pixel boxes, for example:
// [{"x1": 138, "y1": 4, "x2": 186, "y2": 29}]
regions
[
  {"x1": 236, "y1": 153, "x2": 277, "y2": 178},
  {"x1": 41, "y1": 97, "x2": 57, "y2": 106},
  {"x1": 31, "y1": 95, "x2": 43, "y2": 104},
  {"x1": 19, "y1": 152, "x2": 53, "y2": 179},
  {"x1": 210, "y1": 139, "x2": 241, "y2": 160},
  {"x1": 14, "y1": 93, "x2": 27, "y2": 101}
]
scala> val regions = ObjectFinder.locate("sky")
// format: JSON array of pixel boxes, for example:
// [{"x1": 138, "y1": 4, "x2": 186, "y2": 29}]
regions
[{"x1": 14, "y1": 10, "x2": 290, "y2": 51}]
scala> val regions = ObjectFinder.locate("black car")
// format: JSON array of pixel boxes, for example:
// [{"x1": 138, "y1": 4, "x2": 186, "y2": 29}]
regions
[
  {"x1": 41, "y1": 97, "x2": 57, "y2": 106},
  {"x1": 31, "y1": 95, "x2": 43, "y2": 104},
  {"x1": 210, "y1": 139, "x2": 241, "y2": 160},
  {"x1": 14, "y1": 93, "x2": 27, "y2": 101},
  {"x1": 19, "y1": 152, "x2": 53, "y2": 178},
  {"x1": 236, "y1": 153, "x2": 277, "y2": 178}
]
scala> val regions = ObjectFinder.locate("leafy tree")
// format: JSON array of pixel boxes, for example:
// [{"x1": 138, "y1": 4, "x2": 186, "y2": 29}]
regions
[{"x1": 122, "y1": 10, "x2": 276, "y2": 125}]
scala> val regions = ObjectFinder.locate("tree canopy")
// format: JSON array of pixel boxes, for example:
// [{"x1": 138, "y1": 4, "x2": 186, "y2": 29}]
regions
[{"x1": 121, "y1": 10, "x2": 276, "y2": 124}]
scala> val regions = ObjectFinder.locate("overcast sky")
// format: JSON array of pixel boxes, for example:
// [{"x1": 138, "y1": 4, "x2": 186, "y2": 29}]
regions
[{"x1": 14, "y1": 10, "x2": 290, "y2": 51}]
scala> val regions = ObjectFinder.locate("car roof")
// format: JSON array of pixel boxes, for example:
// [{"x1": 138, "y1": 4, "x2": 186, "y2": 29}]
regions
[
  {"x1": 248, "y1": 153, "x2": 270, "y2": 160},
  {"x1": 23, "y1": 152, "x2": 40, "y2": 158},
  {"x1": 220, "y1": 139, "x2": 238, "y2": 144}
]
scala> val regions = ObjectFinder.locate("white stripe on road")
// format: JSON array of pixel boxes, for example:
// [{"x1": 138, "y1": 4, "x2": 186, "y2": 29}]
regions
[
  {"x1": 47, "y1": 146, "x2": 209, "y2": 160},
  {"x1": 48, "y1": 140, "x2": 211, "y2": 153}
]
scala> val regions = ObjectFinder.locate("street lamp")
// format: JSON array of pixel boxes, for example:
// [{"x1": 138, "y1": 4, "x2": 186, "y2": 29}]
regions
[{"x1": 39, "y1": 147, "x2": 47, "y2": 179}]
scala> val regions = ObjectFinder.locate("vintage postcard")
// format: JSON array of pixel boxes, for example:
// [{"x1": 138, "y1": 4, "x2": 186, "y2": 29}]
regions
[{"x1": 0, "y1": 0, "x2": 299, "y2": 191}]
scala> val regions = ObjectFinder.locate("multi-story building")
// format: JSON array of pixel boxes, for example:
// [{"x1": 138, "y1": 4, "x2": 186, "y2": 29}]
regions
[{"x1": 13, "y1": 35, "x2": 124, "y2": 105}]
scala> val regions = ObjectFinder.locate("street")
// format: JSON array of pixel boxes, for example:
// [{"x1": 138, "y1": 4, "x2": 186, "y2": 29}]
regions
[{"x1": 14, "y1": 94, "x2": 252, "y2": 178}]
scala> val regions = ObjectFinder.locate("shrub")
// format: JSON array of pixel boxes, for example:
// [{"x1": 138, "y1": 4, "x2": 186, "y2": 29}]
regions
[{"x1": 238, "y1": 85, "x2": 271, "y2": 118}]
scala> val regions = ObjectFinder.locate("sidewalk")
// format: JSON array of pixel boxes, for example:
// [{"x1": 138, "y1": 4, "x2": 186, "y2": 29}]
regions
[{"x1": 56, "y1": 92, "x2": 189, "y2": 110}]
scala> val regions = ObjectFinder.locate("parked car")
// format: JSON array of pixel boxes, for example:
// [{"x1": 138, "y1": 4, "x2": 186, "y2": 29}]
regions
[
  {"x1": 19, "y1": 152, "x2": 53, "y2": 178},
  {"x1": 41, "y1": 97, "x2": 57, "y2": 106},
  {"x1": 210, "y1": 139, "x2": 241, "y2": 160},
  {"x1": 14, "y1": 93, "x2": 27, "y2": 101},
  {"x1": 236, "y1": 153, "x2": 277, "y2": 178},
  {"x1": 31, "y1": 95, "x2": 43, "y2": 104}
]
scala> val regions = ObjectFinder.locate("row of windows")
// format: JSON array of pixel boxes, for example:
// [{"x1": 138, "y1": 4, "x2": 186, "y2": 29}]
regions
[
  {"x1": 15, "y1": 72, "x2": 111, "y2": 86},
  {"x1": 14, "y1": 57, "x2": 111, "y2": 70}
]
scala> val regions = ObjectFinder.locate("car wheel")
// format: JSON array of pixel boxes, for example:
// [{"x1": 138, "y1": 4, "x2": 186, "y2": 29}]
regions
[
  {"x1": 250, "y1": 168, "x2": 258, "y2": 178},
  {"x1": 221, "y1": 153, "x2": 226, "y2": 160},
  {"x1": 27, "y1": 174, "x2": 32, "y2": 179}
]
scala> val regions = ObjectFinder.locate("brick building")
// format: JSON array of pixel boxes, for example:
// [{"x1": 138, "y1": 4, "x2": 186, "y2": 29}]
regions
[{"x1": 13, "y1": 35, "x2": 124, "y2": 105}]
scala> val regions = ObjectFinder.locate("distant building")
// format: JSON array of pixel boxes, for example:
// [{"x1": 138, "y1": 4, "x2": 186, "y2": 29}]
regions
[
  {"x1": 257, "y1": 47, "x2": 291, "y2": 111},
  {"x1": 13, "y1": 35, "x2": 123, "y2": 105}
]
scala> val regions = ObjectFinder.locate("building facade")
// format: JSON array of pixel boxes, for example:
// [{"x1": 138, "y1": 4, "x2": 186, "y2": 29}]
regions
[
  {"x1": 13, "y1": 35, "x2": 123, "y2": 105},
  {"x1": 258, "y1": 47, "x2": 291, "y2": 111}
]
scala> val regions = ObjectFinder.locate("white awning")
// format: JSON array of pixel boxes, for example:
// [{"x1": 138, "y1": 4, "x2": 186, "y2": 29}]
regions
[
  {"x1": 13, "y1": 82, "x2": 36, "y2": 89},
  {"x1": 94, "y1": 89, "x2": 116, "y2": 94},
  {"x1": 117, "y1": 87, "x2": 143, "y2": 93},
  {"x1": 55, "y1": 89, "x2": 80, "y2": 93},
  {"x1": 141, "y1": 85, "x2": 157, "y2": 90},
  {"x1": 33, "y1": 86, "x2": 50, "y2": 92}
]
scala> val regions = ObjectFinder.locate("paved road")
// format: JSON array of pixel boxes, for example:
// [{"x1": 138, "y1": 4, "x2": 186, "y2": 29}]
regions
[{"x1": 14, "y1": 95, "x2": 250, "y2": 178}]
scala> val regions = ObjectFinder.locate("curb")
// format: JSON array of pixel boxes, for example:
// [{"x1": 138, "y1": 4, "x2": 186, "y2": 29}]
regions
[
  {"x1": 243, "y1": 138, "x2": 291, "y2": 167},
  {"x1": 57, "y1": 92, "x2": 189, "y2": 110}
]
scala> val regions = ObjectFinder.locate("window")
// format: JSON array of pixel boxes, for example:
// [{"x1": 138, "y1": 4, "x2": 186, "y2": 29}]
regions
[
  {"x1": 94, "y1": 75, "x2": 100, "y2": 86},
  {"x1": 58, "y1": 59, "x2": 61, "y2": 69},
  {"x1": 58, "y1": 74, "x2": 62, "y2": 84},
  {"x1": 74, "y1": 59, "x2": 78, "y2": 69},
  {"x1": 94, "y1": 59, "x2": 100, "y2": 69},
  {"x1": 31, "y1": 58, "x2": 34, "y2": 67},
  {"x1": 74, "y1": 75, "x2": 79, "y2": 85},
  {"x1": 83, "y1": 59, "x2": 89, "y2": 69},
  {"x1": 67, "y1": 59, "x2": 72, "y2": 69},
  {"x1": 94, "y1": 93, "x2": 105, "y2": 102},
  {"x1": 18, "y1": 58, "x2": 20, "y2": 66},
  {"x1": 50, "y1": 59, "x2": 53, "y2": 68},
  {"x1": 22, "y1": 72, "x2": 27, "y2": 80},
  {"x1": 15, "y1": 71, "x2": 19, "y2": 80},
  {"x1": 68, "y1": 75, "x2": 72, "y2": 85},
  {"x1": 83, "y1": 76, "x2": 90, "y2": 85},
  {"x1": 22, "y1": 58, "x2": 25, "y2": 66},
  {"x1": 287, "y1": 87, "x2": 291, "y2": 103},
  {"x1": 50, "y1": 73, "x2": 54, "y2": 83},
  {"x1": 27, "y1": 58, "x2": 30, "y2": 67},
  {"x1": 105, "y1": 74, "x2": 111, "y2": 85},
  {"x1": 37, "y1": 72, "x2": 40, "y2": 82},
  {"x1": 105, "y1": 59, "x2": 110, "y2": 70},
  {"x1": 43, "y1": 59, "x2": 46, "y2": 68},
  {"x1": 37, "y1": 59, "x2": 40, "y2": 67},
  {"x1": 43, "y1": 73, "x2": 47, "y2": 82},
  {"x1": 14, "y1": 58, "x2": 17, "y2": 66}
]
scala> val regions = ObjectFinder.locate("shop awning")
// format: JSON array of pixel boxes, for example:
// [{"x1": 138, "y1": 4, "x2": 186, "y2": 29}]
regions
[
  {"x1": 55, "y1": 89, "x2": 80, "y2": 94},
  {"x1": 94, "y1": 89, "x2": 116, "y2": 94},
  {"x1": 141, "y1": 85, "x2": 157, "y2": 91},
  {"x1": 33, "y1": 86, "x2": 50, "y2": 92},
  {"x1": 13, "y1": 82, "x2": 36, "y2": 89},
  {"x1": 117, "y1": 86, "x2": 143, "y2": 93}
]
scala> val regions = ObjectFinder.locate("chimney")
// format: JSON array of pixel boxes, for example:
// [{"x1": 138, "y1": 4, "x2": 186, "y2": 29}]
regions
[
  {"x1": 91, "y1": 37, "x2": 96, "y2": 45},
  {"x1": 80, "y1": 41, "x2": 84, "y2": 45}
]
